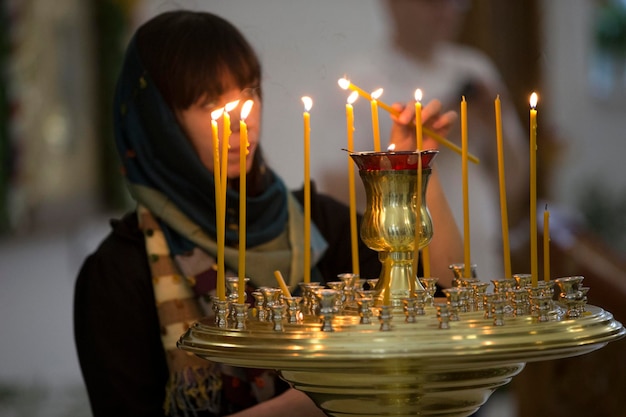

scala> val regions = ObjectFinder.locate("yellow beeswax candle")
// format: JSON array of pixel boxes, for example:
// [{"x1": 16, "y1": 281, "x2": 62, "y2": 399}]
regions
[
  {"x1": 461, "y1": 97, "x2": 471, "y2": 278},
  {"x1": 495, "y1": 96, "x2": 512, "y2": 279},
  {"x1": 370, "y1": 88, "x2": 383, "y2": 152},
  {"x1": 543, "y1": 204, "x2": 550, "y2": 283},
  {"x1": 529, "y1": 92, "x2": 538, "y2": 287},
  {"x1": 415, "y1": 89, "x2": 424, "y2": 151},
  {"x1": 211, "y1": 109, "x2": 226, "y2": 301},
  {"x1": 237, "y1": 100, "x2": 253, "y2": 303},
  {"x1": 302, "y1": 96, "x2": 313, "y2": 283},
  {"x1": 346, "y1": 91, "x2": 360, "y2": 275},
  {"x1": 221, "y1": 101, "x2": 237, "y2": 198},
  {"x1": 220, "y1": 106, "x2": 230, "y2": 226},
  {"x1": 274, "y1": 270, "x2": 292, "y2": 298},
  {"x1": 413, "y1": 89, "x2": 425, "y2": 278}
]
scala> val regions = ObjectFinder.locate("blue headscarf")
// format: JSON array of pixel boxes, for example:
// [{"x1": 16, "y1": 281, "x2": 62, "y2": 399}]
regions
[{"x1": 113, "y1": 36, "x2": 288, "y2": 254}]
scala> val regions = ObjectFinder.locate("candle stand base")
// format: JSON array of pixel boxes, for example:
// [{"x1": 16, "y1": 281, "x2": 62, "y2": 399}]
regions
[{"x1": 179, "y1": 303, "x2": 624, "y2": 417}]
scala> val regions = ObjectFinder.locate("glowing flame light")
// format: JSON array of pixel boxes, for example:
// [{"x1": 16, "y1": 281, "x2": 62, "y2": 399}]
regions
[
  {"x1": 211, "y1": 108, "x2": 224, "y2": 120},
  {"x1": 338, "y1": 78, "x2": 350, "y2": 90},
  {"x1": 415, "y1": 88, "x2": 423, "y2": 102},
  {"x1": 225, "y1": 100, "x2": 239, "y2": 113},
  {"x1": 530, "y1": 92, "x2": 538, "y2": 109},
  {"x1": 347, "y1": 90, "x2": 358, "y2": 104},
  {"x1": 302, "y1": 96, "x2": 313, "y2": 112},
  {"x1": 241, "y1": 100, "x2": 254, "y2": 120}
]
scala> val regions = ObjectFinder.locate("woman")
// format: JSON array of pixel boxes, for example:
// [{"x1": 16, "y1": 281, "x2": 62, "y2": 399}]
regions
[{"x1": 74, "y1": 10, "x2": 462, "y2": 417}]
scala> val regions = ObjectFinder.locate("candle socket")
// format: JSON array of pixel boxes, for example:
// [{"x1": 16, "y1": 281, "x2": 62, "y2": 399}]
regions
[
  {"x1": 227, "y1": 276, "x2": 250, "y2": 317},
  {"x1": 357, "y1": 296, "x2": 375, "y2": 324},
  {"x1": 316, "y1": 289, "x2": 339, "y2": 332},
  {"x1": 260, "y1": 287, "x2": 282, "y2": 322},
  {"x1": 449, "y1": 263, "x2": 478, "y2": 286},
  {"x1": 283, "y1": 296, "x2": 303, "y2": 324},
  {"x1": 419, "y1": 277, "x2": 439, "y2": 306},
  {"x1": 555, "y1": 276, "x2": 586, "y2": 319},
  {"x1": 251, "y1": 291, "x2": 267, "y2": 321},
  {"x1": 232, "y1": 303, "x2": 249, "y2": 329},
  {"x1": 213, "y1": 300, "x2": 229, "y2": 328},
  {"x1": 436, "y1": 303, "x2": 451, "y2": 329},
  {"x1": 271, "y1": 304, "x2": 287, "y2": 332},
  {"x1": 378, "y1": 305, "x2": 393, "y2": 331},
  {"x1": 299, "y1": 282, "x2": 321, "y2": 316},
  {"x1": 404, "y1": 297, "x2": 418, "y2": 323}
]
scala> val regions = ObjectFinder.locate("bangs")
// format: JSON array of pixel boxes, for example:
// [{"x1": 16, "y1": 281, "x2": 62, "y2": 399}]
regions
[{"x1": 137, "y1": 11, "x2": 262, "y2": 110}]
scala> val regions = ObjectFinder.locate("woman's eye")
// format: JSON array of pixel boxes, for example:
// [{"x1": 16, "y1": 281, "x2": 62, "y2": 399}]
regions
[
  {"x1": 202, "y1": 101, "x2": 219, "y2": 111},
  {"x1": 241, "y1": 87, "x2": 260, "y2": 100}
]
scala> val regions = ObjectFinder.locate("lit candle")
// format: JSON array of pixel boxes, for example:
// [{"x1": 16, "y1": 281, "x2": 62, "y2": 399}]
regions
[
  {"x1": 211, "y1": 108, "x2": 226, "y2": 301},
  {"x1": 274, "y1": 270, "x2": 292, "y2": 298},
  {"x1": 543, "y1": 204, "x2": 550, "y2": 282},
  {"x1": 221, "y1": 100, "x2": 239, "y2": 198},
  {"x1": 413, "y1": 89, "x2": 429, "y2": 278},
  {"x1": 415, "y1": 89, "x2": 424, "y2": 151},
  {"x1": 218, "y1": 100, "x2": 239, "y2": 300},
  {"x1": 461, "y1": 96, "x2": 471, "y2": 278},
  {"x1": 337, "y1": 77, "x2": 480, "y2": 164},
  {"x1": 302, "y1": 96, "x2": 313, "y2": 283},
  {"x1": 495, "y1": 96, "x2": 512, "y2": 279},
  {"x1": 238, "y1": 100, "x2": 253, "y2": 303},
  {"x1": 346, "y1": 91, "x2": 360, "y2": 275},
  {"x1": 370, "y1": 88, "x2": 383, "y2": 152},
  {"x1": 529, "y1": 92, "x2": 538, "y2": 287}
]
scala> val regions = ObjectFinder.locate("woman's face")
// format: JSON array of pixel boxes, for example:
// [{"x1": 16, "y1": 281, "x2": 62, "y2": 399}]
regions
[{"x1": 176, "y1": 87, "x2": 262, "y2": 178}]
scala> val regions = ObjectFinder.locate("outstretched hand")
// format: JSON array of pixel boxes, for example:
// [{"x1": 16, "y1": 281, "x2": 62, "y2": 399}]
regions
[{"x1": 388, "y1": 99, "x2": 457, "y2": 151}]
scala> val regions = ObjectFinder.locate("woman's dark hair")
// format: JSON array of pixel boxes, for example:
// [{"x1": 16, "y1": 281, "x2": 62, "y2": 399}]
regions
[
  {"x1": 136, "y1": 10, "x2": 270, "y2": 193},
  {"x1": 136, "y1": 10, "x2": 262, "y2": 111}
]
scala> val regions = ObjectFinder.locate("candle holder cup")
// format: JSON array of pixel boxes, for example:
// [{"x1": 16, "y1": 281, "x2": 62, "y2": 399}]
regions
[{"x1": 350, "y1": 150, "x2": 438, "y2": 310}]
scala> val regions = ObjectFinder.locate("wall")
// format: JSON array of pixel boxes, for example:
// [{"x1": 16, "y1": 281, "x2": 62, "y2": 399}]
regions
[{"x1": 542, "y1": 0, "x2": 626, "y2": 208}]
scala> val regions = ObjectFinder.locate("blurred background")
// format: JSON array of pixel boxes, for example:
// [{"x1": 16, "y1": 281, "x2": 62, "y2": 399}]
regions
[{"x1": 1, "y1": 0, "x2": 626, "y2": 416}]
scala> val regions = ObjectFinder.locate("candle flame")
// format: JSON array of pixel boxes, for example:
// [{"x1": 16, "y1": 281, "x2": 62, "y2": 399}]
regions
[
  {"x1": 347, "y1": 90, "x2": 358, "y2": 104},
  {"x1": 530, "y1": 92, "x2": 538, "y2": 109},
  {"x1": 225, "y1": 100, "x2": 240, "y2": 113},
  {"x1": 211, "y1": 108, "x2": 224, "y2": 120},
  {"x1": 338, "y1": 78, "x2": 350, "y2": 90},
  {"x1": 371, "y1": 88, "x2": 383, "y2": 100},
  {"x1": 302, "y1": 96, "x2": 313, "y2": 111},
  {"x1": 240, "y1": 99, "x2": 254, "y2": 120},
  {"x1": 387, "y1": 143, "x2": 396, "y2": 151},
  {"x1": 415, "y1": 88, "x2": 423, "y2": 102}
]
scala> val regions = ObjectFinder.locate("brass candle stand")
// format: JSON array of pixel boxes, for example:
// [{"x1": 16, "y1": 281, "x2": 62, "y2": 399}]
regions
[
  {"x1": 179, "y1": 282, "x2": 624, "y2": 417},
  {"x1": 178, "y1": 151, "x2": 625, "y2": 417}
]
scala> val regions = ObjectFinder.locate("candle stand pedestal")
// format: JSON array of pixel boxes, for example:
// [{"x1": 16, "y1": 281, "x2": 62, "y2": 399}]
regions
[{"x1": 179, "y1": 301, "x2": 624, "y2": 416}]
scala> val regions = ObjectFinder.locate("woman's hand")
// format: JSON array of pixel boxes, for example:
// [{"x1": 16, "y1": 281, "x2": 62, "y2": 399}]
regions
[{"x1": 388, "y1": 99, "x2": 457, "y2": 151}]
